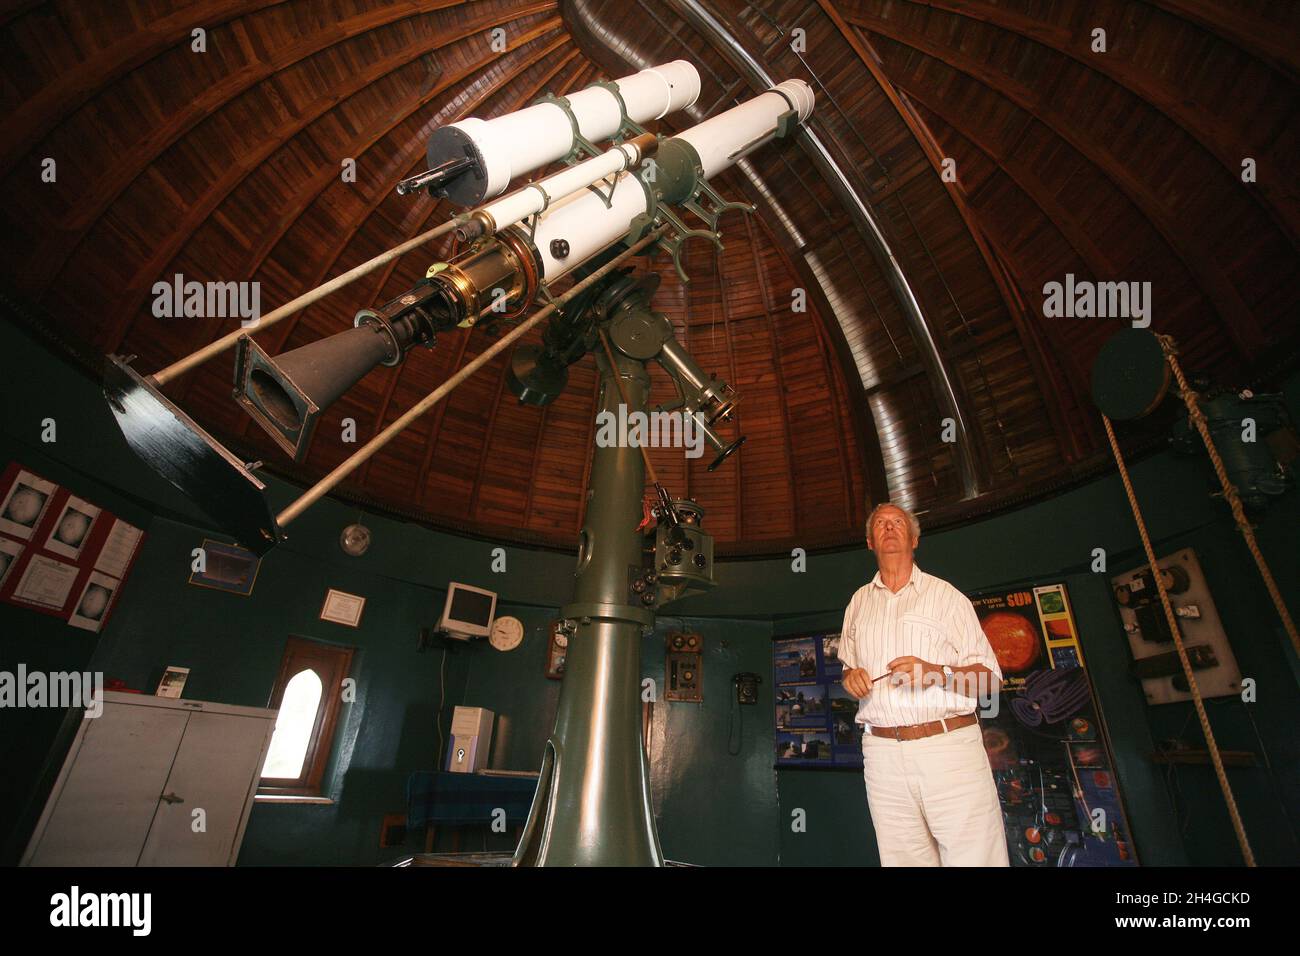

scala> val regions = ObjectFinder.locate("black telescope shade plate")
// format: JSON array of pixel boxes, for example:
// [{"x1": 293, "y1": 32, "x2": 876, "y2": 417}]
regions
[
  {"x1": 707, "y1": 434, "x2": 746, "y2": 472},
  {"x1": 424, "y1": 124, "x2": 486, "y2": 207},
  {"x1": 1090, "y1": 327, "x2": 1171, "y2": 421},
  {"x1": 102, "y1": 356, "x2": 282, "y2": 554}
]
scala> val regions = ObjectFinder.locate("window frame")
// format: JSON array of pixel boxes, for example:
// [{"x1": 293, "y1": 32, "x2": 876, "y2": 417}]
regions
[{"x1": 258, "y1": 635, "x2": 355, "y2": 798}]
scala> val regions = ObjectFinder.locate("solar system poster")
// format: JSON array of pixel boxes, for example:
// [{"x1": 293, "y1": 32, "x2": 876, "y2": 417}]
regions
[
  {"x1": 773, "y1": 631, "x2": 863, "y2": 768},
  {"x1": 972, "y1": 583, "x2": 1139, "y2": 867}
]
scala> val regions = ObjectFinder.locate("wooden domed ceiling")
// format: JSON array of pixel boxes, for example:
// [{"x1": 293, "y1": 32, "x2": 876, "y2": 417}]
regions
[{"x1": 1, "y1": 1, "x2": 1296, "y2": 555}]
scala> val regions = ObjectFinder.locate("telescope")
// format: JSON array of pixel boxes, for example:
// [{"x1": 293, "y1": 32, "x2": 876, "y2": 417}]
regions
[
  {"x1": 397, "y1": 60, "x2": 699, "y2": 205},
  {"x1": 234, "y1": 78, "x2": 812, "y2": 462},
  {"x1": 102, "y1": 58, "x2": 815, "y2": 871},
  {"x1": 103, "y1": 63, "x2": 814, "y2": 552}
]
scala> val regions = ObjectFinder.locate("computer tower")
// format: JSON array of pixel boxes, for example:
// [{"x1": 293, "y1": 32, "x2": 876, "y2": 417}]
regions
[{"x1": 445, "y1": 706, "x2": 494, "y2": 773}]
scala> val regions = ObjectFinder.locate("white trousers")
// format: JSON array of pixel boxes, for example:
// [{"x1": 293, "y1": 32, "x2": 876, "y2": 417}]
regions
[{"x1": 861, "y1": 720, "x2": 1010, "y2": 866}]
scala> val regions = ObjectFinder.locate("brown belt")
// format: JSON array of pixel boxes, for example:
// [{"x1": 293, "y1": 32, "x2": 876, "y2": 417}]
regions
[{"x1": 869, "y1": 711, "x2": 978, "y2": 741}]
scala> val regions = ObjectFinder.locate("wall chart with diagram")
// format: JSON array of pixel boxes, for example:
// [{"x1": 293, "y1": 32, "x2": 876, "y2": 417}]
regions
[{"x1": 969, "y1": 582, "x2": 1137, "y2": 866}]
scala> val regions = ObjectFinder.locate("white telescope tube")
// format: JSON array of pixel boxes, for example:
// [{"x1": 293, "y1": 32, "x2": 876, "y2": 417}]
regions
[
  {"x1": 532, "y1": 171, "x2": 652, "y2": 280},
  {"x1": 427, "y1": 60, "x2": 700, "y2": 206},
  {"x1": 675, "y1": 79, "x2": 814, "y2": 179},
  {"x1": 464, "y1": 137, "x2": 653, "y2": 239},
  {"x1": 528, "y1": 80, "x2": 815, "y2": 283}
]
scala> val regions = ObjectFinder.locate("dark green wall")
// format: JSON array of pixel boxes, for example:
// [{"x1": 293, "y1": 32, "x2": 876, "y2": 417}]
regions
[{"x1": 2, "y1": 315, "x2": 1296, "y2": 867}]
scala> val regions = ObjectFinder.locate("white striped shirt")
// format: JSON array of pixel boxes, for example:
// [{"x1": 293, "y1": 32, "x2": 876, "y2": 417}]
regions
[{"x1": 838, "y1": 565, "x2": 1002, "y2": 729}]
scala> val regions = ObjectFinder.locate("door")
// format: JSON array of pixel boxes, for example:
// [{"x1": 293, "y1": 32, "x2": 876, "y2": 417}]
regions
[
  {"x1": 137, "y1": 710, "x2": 274, "y2": 865},
  {"x1": 27, "y1": 702, "x2": 189, "y2": 866}
]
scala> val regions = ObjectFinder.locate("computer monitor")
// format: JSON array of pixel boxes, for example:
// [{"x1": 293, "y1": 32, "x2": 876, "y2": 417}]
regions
[{"x1": 438, "y1": 582, "x2": 497, "y2": 640}]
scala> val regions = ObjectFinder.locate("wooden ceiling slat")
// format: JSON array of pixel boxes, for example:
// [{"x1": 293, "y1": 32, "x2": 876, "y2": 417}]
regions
[
  {"x1": 846, "y1": 8, "x2": 1272, "y2": 361},
  {"x1": 816, "y1": 0, "x2": 1074, "y2": 484},
  {"x1": 1143, "y1": 0, "x2": 1300, "y2": 82},
  {"x1": 31, "y1": 1, "x2": 551, "y2": 295},
  {"x1": 1, "y1": 0, "x2": 293, "y2": 175},
  {"x1": 102, "y1": 16, "x2": 562, "y2": 359},
  {"x1": 901, "y1": 0, "x2": 1298, "y2": 251},
  {"x1": 742, "y1": 211, "x2": 806, "y2": 533}
]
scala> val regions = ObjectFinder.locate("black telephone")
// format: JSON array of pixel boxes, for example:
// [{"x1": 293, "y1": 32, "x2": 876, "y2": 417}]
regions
[{"x1": 733, "y1": 672, "x2": 763, "y2": 705}]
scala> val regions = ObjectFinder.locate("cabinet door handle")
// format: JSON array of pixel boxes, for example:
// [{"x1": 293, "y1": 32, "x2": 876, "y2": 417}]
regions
[{"x1": 160, "y1": 792, "x2": 184, "y2": 804}]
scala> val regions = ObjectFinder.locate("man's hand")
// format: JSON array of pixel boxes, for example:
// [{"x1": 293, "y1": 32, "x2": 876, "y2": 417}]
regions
[
  {"x1": 885, "y1": 656, "x2": 943, "y2": 690},
  {"x1": 841, "y1": 667, "x2": 874, "y2": 699}
]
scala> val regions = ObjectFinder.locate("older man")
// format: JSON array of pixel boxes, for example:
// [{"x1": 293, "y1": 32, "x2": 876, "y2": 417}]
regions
[{"x1": 839, "y1": 502, "x2": 1009, "y2": 866}]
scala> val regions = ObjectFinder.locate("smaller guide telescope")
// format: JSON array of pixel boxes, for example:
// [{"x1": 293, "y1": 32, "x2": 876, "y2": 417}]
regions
[{"x1": 102, "y1": 61, "x2": 814, "y2": 553}]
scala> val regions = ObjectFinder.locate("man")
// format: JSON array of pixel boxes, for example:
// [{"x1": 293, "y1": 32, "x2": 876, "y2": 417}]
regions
[{"x1": 839, "y1": 502, "x2": 1009, "y2": 866}]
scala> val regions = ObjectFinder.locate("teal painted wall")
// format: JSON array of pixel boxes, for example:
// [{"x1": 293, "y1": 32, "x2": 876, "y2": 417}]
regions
[{"x1": 2, "y1": 316, "x2": 1296, "y2": 867}]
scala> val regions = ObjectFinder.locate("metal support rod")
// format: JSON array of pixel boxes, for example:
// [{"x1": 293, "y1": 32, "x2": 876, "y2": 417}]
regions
[
  {"x1": 275, "y1": 226, "x2": 669, "y2": 529},
  {"x1": 150, "y1": 215, "x2": 470, "y2": 387}
]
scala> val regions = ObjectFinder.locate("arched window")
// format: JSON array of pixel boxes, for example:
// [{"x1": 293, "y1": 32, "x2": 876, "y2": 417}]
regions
[
  {"x1": 258, "y1": 636, "x2": 355, "y2": 797},
  {"x1": 262, "y1": 668, "x2": 323, "y2": 780}
]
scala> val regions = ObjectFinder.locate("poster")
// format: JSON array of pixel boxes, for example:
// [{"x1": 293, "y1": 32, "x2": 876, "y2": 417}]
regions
[
  {"x1": 972, "y1": 583, "x2": 1138, "y2": 867},
  {"x1": 773, "y1": 631, "x2": 862, "y2": 768},
  {"x1": 94, "y1": 518, "x2": 143, "y2": 577},
  {"x1": 188, "y1": 538, "x2": 260, "y2": 595},
  {"x1": 0, "y1": 462, "x2": 145, "y2": 630}
]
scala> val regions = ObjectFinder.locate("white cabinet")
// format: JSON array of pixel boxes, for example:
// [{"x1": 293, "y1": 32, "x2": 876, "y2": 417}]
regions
[{"x1": 22, "y1": 691, "x2": 276, "y2": 866}]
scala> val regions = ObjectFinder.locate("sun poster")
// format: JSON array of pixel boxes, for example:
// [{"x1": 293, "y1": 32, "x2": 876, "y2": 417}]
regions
[{"x1": 972, "y1": 583, "x2": 1139, "y2": 866}]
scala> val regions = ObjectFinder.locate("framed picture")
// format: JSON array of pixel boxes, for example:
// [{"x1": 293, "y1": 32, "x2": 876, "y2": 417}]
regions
[
  {"x1": 320, "y1": 588, "x2": 365, "y2": 627},
  {"x1": 0, "y1": 536, "x2": 23, "y2": 589},
  {"x1": 68, "y1": 571, "x2": 121, "y2": 632},
  {"x1": 188, "y1": 538, "x2": 261, "y2": 596},
  {"x1": 45, "y1": 495, "x2": 101, "y2": 560}
]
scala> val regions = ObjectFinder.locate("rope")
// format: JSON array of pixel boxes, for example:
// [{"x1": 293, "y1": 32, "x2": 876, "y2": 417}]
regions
[
  {"x1": 1102, "y1": 413, "x2": 1256, "y2": 866},
  {"x1": 1156, "y1": 335, "x2": 1300, "y2": 659}
]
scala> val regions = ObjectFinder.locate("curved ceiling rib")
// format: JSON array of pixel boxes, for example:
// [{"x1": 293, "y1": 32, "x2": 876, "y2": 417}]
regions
[
  {"x1": 845, "y1": 4, "x2": 1269, "y2": 360},
  {"x1": 0, "y1": 0, "x2": 293, "y2": 174},
  {"x1": 107, "y1": 16, "x2": 566, "y2": 358},
  {"x1": 32, "y1": 0, "x2": 487, "y2": 294},
  {"x1": 660, "y1": 0, "x2": 982, "y2": 500},
  {"x1": 811, "y1": 0, "x2": 1076, "y2": 483},
  {"x1": 893, "y1": 0, "x2": 1296, "y2": 251}
]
